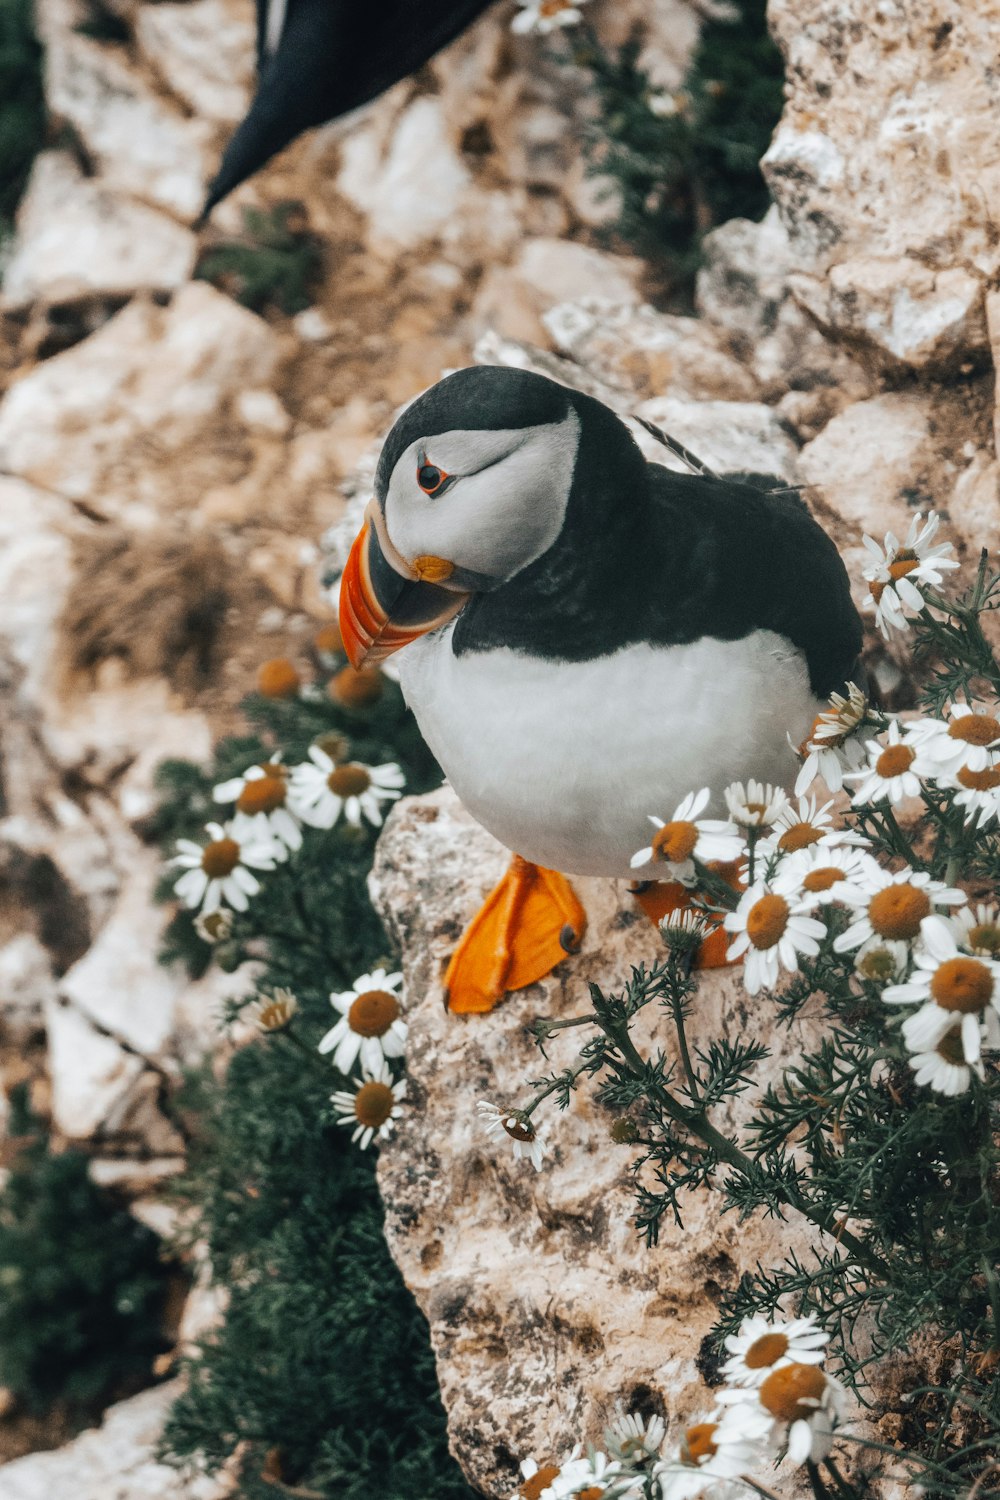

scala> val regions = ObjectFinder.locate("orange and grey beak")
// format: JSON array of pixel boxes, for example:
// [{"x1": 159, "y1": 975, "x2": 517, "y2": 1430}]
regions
[{"x1": 339, "y1": 505, "x2": 471, "y2": 669}]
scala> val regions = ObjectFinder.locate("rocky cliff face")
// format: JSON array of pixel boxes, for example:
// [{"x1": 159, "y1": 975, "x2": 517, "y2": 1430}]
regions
[{"x1": 3, "y1": 0, "x2": 1000, "y2": 1490}]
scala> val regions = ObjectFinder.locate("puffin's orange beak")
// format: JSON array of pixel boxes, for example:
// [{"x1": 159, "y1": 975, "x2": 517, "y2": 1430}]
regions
[{"x1": 339, "y1": 507, "x2": 471, "y2": 670}]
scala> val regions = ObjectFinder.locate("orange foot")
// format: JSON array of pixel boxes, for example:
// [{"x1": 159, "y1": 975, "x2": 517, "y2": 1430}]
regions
[
  {"x1": 445, "y1": 855, "x2": 588, "y2": 1014},
  {"x1": 630, "y1": 860, "x2": 743, "y2": 969}
]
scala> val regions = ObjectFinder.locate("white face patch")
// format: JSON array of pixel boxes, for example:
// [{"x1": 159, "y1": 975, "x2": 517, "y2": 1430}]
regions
[{"x1": 382, "y1": 411, "x2": 581, "y2": 584}]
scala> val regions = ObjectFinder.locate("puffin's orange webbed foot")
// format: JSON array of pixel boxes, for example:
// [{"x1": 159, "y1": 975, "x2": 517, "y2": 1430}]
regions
[
  {"x1": 630, "y1": 859, "x2": 743, "y2": 970},
  {"x1": 444, "y1": 855, "x2": 587, "y2": 1014}
]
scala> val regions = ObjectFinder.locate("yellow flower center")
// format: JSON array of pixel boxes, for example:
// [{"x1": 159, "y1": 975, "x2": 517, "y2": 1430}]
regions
[
  {"x1": 967, "y1": 922, "x2": 1000, "y2": 957},
  {"x1": 936, "y1": 1028, "x2": 966, "y2": 1065},
  {"x1": 520, "y1": 1464, "x2": 560, "y2": 1500},
  {"x1": 957, "y1": 766, "x2": 1000, "y2": 791},
  {"x1": 502, "y1": 1115, "x2": 536, "y2": 1144},
  {"x1": 681, "y1": 1424, "x2": 719, "y2": 1466},
  {"x1": 929, "y1": 957, "x2": 993, "y2": 1013},
  {"x1": 746, "y1": 893, "x2": 790, "y2": 950},
  {"x1": 237, "y1": 774, "x2": 287, "y2": 815},
  {"x1": 201, "y1": 838, "x2": 241, "y2": 878},
  {"x1": 327, "y1": 763, "x2": 371, "y2": 797},
  {"x1": 745, "y1": 1331, "x2": 790, "y2": 1369},
  {"x1": 314, "y1": 731, "x2": 349, "y2": 763},
  {"x1": 803, "y1": 867, "x2": 845, "y2": 893},
  {"x1": 778, "y1": 823, "x2": 824, "y2": 853},
  {"x1": 314, "y1": 622, "x2": 344, "y2": 655},
  {"x1": 577, "y1": 1490, "x2": 603, "y2": 1500},
  {"x1": 257, "y1": 658, "x2": 300, "y2": 699},
  {"x1": 330, "y1": 665, "x2": 384, "y2": 708},
  {"x1": 869, "y1": 578, "x2": 886, "y2": 605},
  {"x1": 888, "y1": 550, "x2": 919, "y2": 581},
  {"x1": 539, "y1": 0, "x2": 572, "y2": 13},
  {"x1": 875, "y1": 744, "x2": 916, "y2": 778},
  {"x1": 858, "y1": 946, "x2": 897, "y2": 981},
  {"x1": 348, "y1": 989, "x2": 401, "y2": 1037},
  {"x1": 353, "y1": 1081, "x2": 395, "y2": 1129},
  {"x1": 257, "y1": 999, "x2": 295, "y2": 1031},
  {"x1": 759, "y1": 1362, "x2": 827, "y2": 1423},
  {"x1": 948, "y1": 713, "x2": 1000, "y2": 746},
  {"x1": 868, "y1": 884, "x2": 931, "y2": 940},
  {"x1": 652, "y1": 821, "x2": 699, "y2": 864}
]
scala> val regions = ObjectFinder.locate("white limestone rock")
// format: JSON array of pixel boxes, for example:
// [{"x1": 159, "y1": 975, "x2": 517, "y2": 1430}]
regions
[
  {"x1": 38, "y1": 0, "x2": 214, "y2": 221},
  {"x1": 1, "y1": 153, "x2": 197, "y2": 310},
  {"x1": 637, "y1": 395, "x2": 801, "y2": 481},
  {"x1": 135, "y1": 0, "x2": 254, "y2": 124},
  {"x1": 0, "y1": 934, "x2": 57, "y2": 1039},
  {"x1": 0, "y1": 1380, "x2": 227, "y2": 1499},
  {"x1": 0, "y1": 283, "x2": 279, "y2": 517}
]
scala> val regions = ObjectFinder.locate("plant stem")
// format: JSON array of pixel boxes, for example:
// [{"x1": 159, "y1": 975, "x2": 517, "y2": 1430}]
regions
[
  {"x1": 806, "y1": 1460, "x2": 834, "y2": 1500},
  {"x1": 606, "y1": 1023, "x2": 890, "y2": 1279}
]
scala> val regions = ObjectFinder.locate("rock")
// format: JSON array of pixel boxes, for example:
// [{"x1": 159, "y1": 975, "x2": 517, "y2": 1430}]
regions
[
  {"x1": 696, "y1": 210, "x2": 872, "y2": 417},
  {"x1": 472, "y1": 239, "x2": 644, "y2": 346},
  {"x1": 797, "y1": 392, "x2": 939, "y2": 544},
  {"x1": 763, "y1": 0, "x2": 1000, "y2": 368},
  {"x1": 0, "y1": 283, "x2": 280, "y2": 517},
  {"x1": 1, "y1": 153, "x2": 197, "y2": 311},
  {"x1": 135, "y1": 0, "x2": 254, "y2": 124},
  {"x1": 338, "y1": 96, "x2": 472, "y2": 255},
  {"x1": 38, "y1": 0, "x2": 214, "y2": 221},
  {"x1": 0, "y1": 479, "x2": 80, "y2": 704},
  {"x1": 58, "y1": 844, "x2": 190, "y2": 1063},
  {"x1": 0, "y1": 1379, "x2": 227, "y2": 1499},
  {"x1": 0, "y1": 934, "x2": 56, "y2": 1039},
  {"x1": 371, "y1": 788, "x2": 825, "y2": 1498},
  {"x1": 45, "y1": 998, "x2": 145, "y2": 1141},
  {"x1": 789, "y1": 260, "x2": 987, "y2": 374},
  {"x1": 544, "y1": 298, "x2": 760, "y2": 402},
  {"x1": 637, "y1": 396, "x2": 801, "y2": 480}
]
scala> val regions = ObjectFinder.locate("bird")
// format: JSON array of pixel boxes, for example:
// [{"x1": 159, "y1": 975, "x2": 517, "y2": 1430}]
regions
[
  {"x1": 203, "y1": 0, "x2": 500, "y2": 218},
  {"x1": 338, "y1": 365, "x2": 863, "y2": 1014}
]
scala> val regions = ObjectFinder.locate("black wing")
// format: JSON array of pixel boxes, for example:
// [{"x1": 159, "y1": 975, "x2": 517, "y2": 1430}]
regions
[{"x1": 204, "y1": 0, "x2": 499, "y2": 217}]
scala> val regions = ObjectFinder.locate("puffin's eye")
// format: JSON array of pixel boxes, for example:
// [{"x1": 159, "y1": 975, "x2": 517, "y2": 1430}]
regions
[{"x1": 417, "y1": 457, "x2": 449, "y2": 495}]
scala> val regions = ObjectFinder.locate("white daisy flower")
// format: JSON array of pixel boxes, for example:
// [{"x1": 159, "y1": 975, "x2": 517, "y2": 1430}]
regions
[
  {"x1": 248, "y1": 987, "x2": 299, "y2": 1033},
  {"x1": 631, "y1": 789, "x2": 744, "y2": 886},
  {"x1": 882, "y1": 914, "x2": 1000, "y2": 1068},
  {"x1": 194, "y1": 907, "x2": 233, "y2": 944},
  {"x1": 723, "y1": 780, "x2": 790, "y2": 830},
  {"x1": 330, "y1": 1060, "x2": 406, "y2": 1150},
  {"x1": 213, "y1": 755, "x2": 303, "y2": 855},
  {"x1": 659, "y1": 908, "x2": 717, "y2": 956},
  {"x1": 721, "y1": 1314, "x2": 829, "y2": 1390},
  {"x1": 853, "y1": 938, "x2": 910, "y2": 984},
  {"x1": 909, "y1": 701, "x2": 1000, "y2": 780},
  {"x1": 478, "y1": 1100, "x2": 547, "y2": 1172},
  {"x1": 861, "y1": 511, "x2": 958, "y2": 639},
  {"x1": 172, "y1": 820, "x2": 279, "y2": 913},
  {"x1": 288, "y1": 747, "x2": 405, "y2": 830},
  {"x1": 608, "y1": 1410, "x2": 667, "y2": 1463},
  {"x1": 511, "y1": 1452, "x2": 579, "y2": 1500},
  {"x1": 781, "y1": 844, "x2": 878, "y2": 910},
  {"x1": 725, "y1": 870, "x2": 826, "y2": 995},
  {"x1": 511, "y1": 0, "x2": 590, "y2": 34},
  {"x1": 908, "y1": 1026, "x2": 985, "y2": 1097},
  {"x1": 318, "y1": 968, "x2": 406, "y2": 1074},
  {"x1": 945, "y1": 763, "x2": 1000, "y2": 829},
  {"x1": 759, "y1": 794, "x2": 866, "y2": 859},
  {"x1": 792, "y1": 683, "x2": 868, "y2": 795},
  {"x1": 846, "y1": 720, "x2": 922, "y2": 806},
  {"x1": 952, "y1": 903, "x2": 1000, "y2": 960},
  {"x1": 833, "y1": 869, "x2": 966, "y2": 955},
  {"x1": 549, "y1": 1450, "x2": 620, "y2": 1497},
  {"x1": 654, "y1": 1406, "x2": 773, "y2": 1500},
  {"x1": 750, "y1": 1362, "x2": 848, "y2": 1465}
]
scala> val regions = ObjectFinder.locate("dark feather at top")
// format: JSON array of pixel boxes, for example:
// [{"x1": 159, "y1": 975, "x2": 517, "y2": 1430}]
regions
[
  {"x1": 203, "y1": 0, "x2": 499, "y2": 217},
  {"x1": 448, "y1": 381, "x2": 862, "y2": 698}
]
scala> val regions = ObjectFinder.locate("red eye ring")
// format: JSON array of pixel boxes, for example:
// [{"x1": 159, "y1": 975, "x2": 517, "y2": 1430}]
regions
[{"x1": 417, "y1": 456, "x2": 449, "y2": 495}]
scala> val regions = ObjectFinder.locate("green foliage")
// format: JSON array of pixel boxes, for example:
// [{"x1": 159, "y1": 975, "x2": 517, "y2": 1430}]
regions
[
  {"x1": 575, "y1": 0, "x2": 784, "y2": 289},
  {"x1": 0, "y1": 0, "x2": 46, "y2": 234},
  {"x1": 196, "y1": 205, "x2": 324, "y2": 316},
  {"x1": 511, "y1": 550, "x2": 1000, "y2": 1496},
  {"x1": 0, "y1": 1089, "x2": 167, "y2": 1412},
  {"x1": 152, "y1": 663, "x2": 476, "y2": 1496}
]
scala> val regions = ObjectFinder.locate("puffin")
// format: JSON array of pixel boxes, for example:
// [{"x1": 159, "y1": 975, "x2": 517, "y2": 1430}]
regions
[
  {"x1": 203, "y1": 0, "x2": 499, "y2": 217},
  {"x1": 339, "y1": 366, "x2": 863, "y2": 1014}
]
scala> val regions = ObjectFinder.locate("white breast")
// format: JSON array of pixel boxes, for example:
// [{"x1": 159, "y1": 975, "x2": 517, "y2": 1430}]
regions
[{"x1": 397, "y1": 625, "x2": 821, "y2": 879}]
